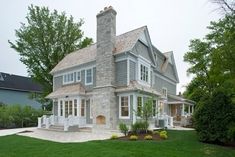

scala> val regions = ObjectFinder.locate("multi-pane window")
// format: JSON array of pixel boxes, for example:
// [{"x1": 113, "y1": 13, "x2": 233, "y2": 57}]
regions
[
  {"x1": 152, "y1": 100, "x2": 156, "y2": 117},
  {"x1": 77, "y1": 71, "x2": 81, "y2": 82},
  {"x1": 74, "y1": 99, "x2": 78, "y2": 116},
  {"x1": 63, "y1": 73, "x2": 74, "y2": 84},
  {"x1": 137, "y1": 97, "x2": 142, "y2": 117},
  {"x1": 69, "y1": 100, "x2": 72, "y2": 115},
  {"x1": 140, "y1": 64, "x2": 149, "y2": 82},
  {"x1": 60, "y1": 101, "x2": 63, "y2": 116},
  {"x1": 81, "y1": 99, "x2": 85, "y2": 117},
  {"x1": 65, "y1": 101, "x2": 68, "y2": 118},
  {"x1": 85, "y1": 68, "x2": 93, "y2": 85},
  {"x1": 120, "y1": 96, "x2": 129, "y2": 117},
  {"x1": 162, "y1": 88, "x2": 167, "y2": 97}
]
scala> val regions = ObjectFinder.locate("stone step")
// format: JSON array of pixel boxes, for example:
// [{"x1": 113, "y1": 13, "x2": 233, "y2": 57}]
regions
[{"x1": 79, "y1": 127, "x2": 92, "y2": 133}]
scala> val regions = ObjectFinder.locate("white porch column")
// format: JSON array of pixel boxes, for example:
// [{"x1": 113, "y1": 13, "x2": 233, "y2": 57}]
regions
[
  {"x1": 188, "y1": 105, "x2": 190, "y2": 115},
  {"x1": 182, "y1": 103, "x2": 185, "y2": 116},
  {"x1": 133, "y1": 94, "x2": 137, "y2": 124},
  {"x1": 58, "y1": 101, "x2": 61, "y2": 116},
  {"x1": 72, "y1": 99, "x2": 75, "y2": 116},
  {"x1": 38, "y1": 117, "x2": 42, "y2": 128}
]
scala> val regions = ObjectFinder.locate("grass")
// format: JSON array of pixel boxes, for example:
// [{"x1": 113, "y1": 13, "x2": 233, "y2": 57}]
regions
[{"x1": 0, "y1": 130, "x2": 234, "y2": 157}]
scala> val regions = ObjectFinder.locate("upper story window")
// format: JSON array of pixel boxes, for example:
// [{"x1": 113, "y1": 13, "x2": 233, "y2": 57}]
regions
[
  {"x1": 140, "y1": 64, "x2": 149, "y2": 83},
  {"x1": 63, "y1": 72, "x2": 74, "y2": 84},
  {"x1": 162, "y1": 87, "x2": 167, "y2": 97},
  {"x1": 85, "y1": 68, "x2": 93, "y2": 85},
  {"x1": 77, "y1": 71, "x2": 81, "y2": 82}
]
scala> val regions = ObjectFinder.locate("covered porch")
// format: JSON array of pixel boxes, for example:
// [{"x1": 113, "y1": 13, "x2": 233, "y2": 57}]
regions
[
  {"x1": 38, "y1": 83, "x2": 91, "y2": 131},
  {"x1": 167, "y1": 94, "x2": 195, "y2": 126}
]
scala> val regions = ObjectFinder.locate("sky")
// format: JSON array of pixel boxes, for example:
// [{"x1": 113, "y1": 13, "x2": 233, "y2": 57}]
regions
[{"x1": 0, "y1": 0, "x2": 221, "y2": 93}]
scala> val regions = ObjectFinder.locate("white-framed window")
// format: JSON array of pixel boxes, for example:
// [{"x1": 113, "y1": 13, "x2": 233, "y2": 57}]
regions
[
  {"x1": 140, "y1": 64, "x2": 149, "y2": 82},
  {"x1": 74, "y1": 99, "x2": 78, "y2": 116},
  {"x1": 81, "y1": 99, "x2": 86, "y2": 117},
  {"x1": 60, "y1": 101, "x2": 63, "y2": 116},
  {"x1": 137, "y1": 96, "x2": 142, "y2": 117},
  {"x1": 162, "y1": 87, "x2": 167, "y2": 97},
  {"x1": 85, "y1": 68, "x2": 93, "y2": 85},
  {"x1": 77, "y1": 71, "x2": 81, "y2": 82},
  {"x1": 152, "y1": 100, "x2": 157, "y2": 117},
  {"x1": 119, "y1": 96, "x2": 130, "y2": 119},
  {"x1": 63, "y1": 72, "x2": 74, "y2": 84}
]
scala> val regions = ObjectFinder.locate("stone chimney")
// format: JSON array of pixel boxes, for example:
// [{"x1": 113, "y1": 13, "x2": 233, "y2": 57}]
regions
[
  {"x1": 96, "y1": 6, "x2": 116, "y2": 87},
  {"x1": 93, "y1": 6, "x2": 117, "y2": 130}
]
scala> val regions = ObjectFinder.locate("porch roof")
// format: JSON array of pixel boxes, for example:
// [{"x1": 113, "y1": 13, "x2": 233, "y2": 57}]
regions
[
  {"x1": 46, "y1": 83, "x2": 85, "y2": 99},
  {"x1": 115, "y1": 80, "x2": 161, "y2": 96},
  {"x1": 167, "y1": 94, "x2": 196, "y2": 105}
]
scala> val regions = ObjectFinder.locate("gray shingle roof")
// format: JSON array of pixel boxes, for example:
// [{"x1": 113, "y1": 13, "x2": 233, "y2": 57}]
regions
[{"x1": 50, "y1": 26, "x2": 146, "y2": 74}]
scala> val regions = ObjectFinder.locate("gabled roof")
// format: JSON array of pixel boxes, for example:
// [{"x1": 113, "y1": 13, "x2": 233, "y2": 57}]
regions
[
  {"x1": 50, "y1": 26, "x2": 146, "y2": 74},
  {"x1": 0, "y1": 72, "x2": 42, "y2": 92}
]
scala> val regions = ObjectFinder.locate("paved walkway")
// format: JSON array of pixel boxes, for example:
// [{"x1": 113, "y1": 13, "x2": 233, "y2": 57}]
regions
[
  {"x1": 168, "y1": 126, "x2": 195, "y2": 131},
  {"x1": 0, "y1": 127, "x2": 36, "y2": 136},
  {"x1": 17, "y1": 129, "x2": 122, "y2": 143}
]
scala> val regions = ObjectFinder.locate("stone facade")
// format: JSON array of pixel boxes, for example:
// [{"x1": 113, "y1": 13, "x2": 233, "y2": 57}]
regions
[{"x1": 93, "y1": 6, "x2": 117, "y2": 129}]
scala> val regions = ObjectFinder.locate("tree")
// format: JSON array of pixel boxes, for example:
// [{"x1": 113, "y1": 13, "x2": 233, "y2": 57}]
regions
[
  {"x1": 184, "y1": 4, "x2": 235, "y2": 143},
  {"x1": 211, "y1": 0, "x2": 235, "y2": 14},
  {"x1": 9, "y1": 5, "x2": 93, "y2": 107}
]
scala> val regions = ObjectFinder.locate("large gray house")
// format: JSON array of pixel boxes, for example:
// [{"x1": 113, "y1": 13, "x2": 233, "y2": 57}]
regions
[{"x1": 38, "y1": 6, "x2": 194, "y2": 131}]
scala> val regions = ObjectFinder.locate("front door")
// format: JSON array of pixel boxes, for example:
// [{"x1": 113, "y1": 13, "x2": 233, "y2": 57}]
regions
[{"x1": 64, "y1": 100, "x2": 73, "y2": 118}]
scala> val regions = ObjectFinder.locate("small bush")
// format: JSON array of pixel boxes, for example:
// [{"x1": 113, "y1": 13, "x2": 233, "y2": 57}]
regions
[
  {"x1": 110, "y1": 134, "x2": 118, "y2": 140},
  {"x1": 160, "y1": 130, "x2": 167, "y2": 135},
  {"x1": 153, "y1": 131, "x2": 160, "y2": 135},
  {"x1": 129, "y1": 135, "x2": 138, "y2": 141},
  {"x1": 119, "y1": 123, "x2": 128, "y2": 136},
  {"x1": 160, "y1": 133, "x2": 168, "y2": 139},
  {"x1": 131, "y1": 121, "x2": 149, "y2": 134},
  {"x1": 144, "y1": 135, "x2": 153, "y2": 140},
  {"x1": 227, "y1": 123, "x2": 235, "y2": 142}
]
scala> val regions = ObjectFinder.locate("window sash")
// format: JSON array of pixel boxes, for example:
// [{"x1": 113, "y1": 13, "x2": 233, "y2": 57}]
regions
[
  {"x1": 77, "y1": 71, "x2": 81, "y2": 81},
  {"x1": 86, "y1": 69, "x2": 93, "y2": 84},
  {"x1": 120, "y1": 96, "x2": 129, "y2": 117},
  {"x1": 81, "y1": 99, "x2": 85, "y2": 117}
]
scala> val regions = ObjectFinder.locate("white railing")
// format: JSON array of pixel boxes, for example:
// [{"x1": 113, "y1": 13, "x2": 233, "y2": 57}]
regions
[{"x1": 38, "y1": 115, "x2": 86, "y2": 131}]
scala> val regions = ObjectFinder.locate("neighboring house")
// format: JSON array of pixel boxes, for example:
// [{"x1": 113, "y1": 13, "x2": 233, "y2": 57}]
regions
[
  {"x1": 38, "y1": 6, "x2": 194, "y2": 131},
  {"x1": 0, "y1": 72, "x2": 42, "y2": 109}
]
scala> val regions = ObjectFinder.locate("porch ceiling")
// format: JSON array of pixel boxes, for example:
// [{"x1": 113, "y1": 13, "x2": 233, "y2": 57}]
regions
[{"x1": 46, "y1": 83, "x2": 85, "y2": 99}]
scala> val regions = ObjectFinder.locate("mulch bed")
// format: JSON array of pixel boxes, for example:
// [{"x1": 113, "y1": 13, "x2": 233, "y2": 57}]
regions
[{"x1": 118, "y1": 132, "x2": 163, "y2": 141}]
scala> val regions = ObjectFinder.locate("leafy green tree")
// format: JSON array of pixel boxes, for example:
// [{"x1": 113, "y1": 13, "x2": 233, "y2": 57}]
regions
[{"x1": 9, "y1": 5, "x2": 93, "y2": 107}]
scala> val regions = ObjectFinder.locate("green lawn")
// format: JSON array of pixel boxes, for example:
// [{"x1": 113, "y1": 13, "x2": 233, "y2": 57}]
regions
[{"x1": 0, "y1": 130, "x2": 234, "y2": 157}]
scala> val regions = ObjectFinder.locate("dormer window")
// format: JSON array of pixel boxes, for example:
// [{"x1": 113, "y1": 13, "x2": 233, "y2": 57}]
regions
[
  {"x1": 63, "y1": 73, "x2": 74, "y2": 84},
  {"x1": 140, "y1": 64, "x2": 149, "y2": 83}
]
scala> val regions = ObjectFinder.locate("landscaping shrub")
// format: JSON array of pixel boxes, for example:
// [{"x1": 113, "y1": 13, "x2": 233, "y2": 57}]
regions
[
  {"x1": 131, "y1": 121, "x2": 149, "y2": 134},
  {"x1": 160, "y1": 133, "x2": 168, "y2": 139},
  {"x1": 119, "y1": 123, "x2": 128, "y2": 136},
  {"x1": 129, "y1": 135, "x2": 138, "y2": 141},
  {"x1": 110, "y1": 134, "x2": 118, "y2": 140},
  {"x1": 193, "y1": 90, "x2": 235, "y2": 143},
  {"x1": 144, "y1": 135, "x2": 153, "y2": 140},
  {"x1": 160, "y1": 130, "x2": 167, "y2": 135},
  {"x1": 0, "y1": 105, "x2": 43, "y2": 128}
]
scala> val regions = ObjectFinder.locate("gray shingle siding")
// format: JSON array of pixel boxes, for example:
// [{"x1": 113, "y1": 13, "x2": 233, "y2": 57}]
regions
[
  {"x1": 115, "y1": 60, "x2": 127, "y2": 86},
  {"x1": 53, "y1": 76, "x2": 63, "y2": 91},
  {"x1": 129, "y1": 60, "x2": 136, "y2": 81},
  {"x1": 153, "y1": 75, "x2": 176, "y2": 95},
  {"x1": 165, "y1": 64, "x2": 177, "y2": 81},
  {"x1": 132, "y1": 41, "x2": 151, "y2": 61}
]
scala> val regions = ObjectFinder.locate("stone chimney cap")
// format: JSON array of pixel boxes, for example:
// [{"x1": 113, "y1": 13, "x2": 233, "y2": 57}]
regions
[{"x1": 97, "y1": 6, "x2": 116, "y2": 17}]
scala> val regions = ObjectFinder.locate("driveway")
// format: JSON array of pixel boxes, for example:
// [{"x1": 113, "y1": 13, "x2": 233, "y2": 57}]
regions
[{"x1": 0, "y1": 127, "x2": 36, "y2": 136}]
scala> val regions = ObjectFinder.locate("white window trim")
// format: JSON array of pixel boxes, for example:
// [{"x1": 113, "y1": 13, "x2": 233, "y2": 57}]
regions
[
  {"x1": 119, "y1": 94, "x2": 130, "y2": 119},
  {"x1": 63, "y1": 72, "x2": 74, "y2": 85},
  {"x1": 85, "y1": 68, "x2": 93, "y2": 85},
  {"x1": 76, "y1": 71, "x2": 81, "y2": 82},
  {"x1": 137, "y1": 57, "x2": 151, "y2": 86}
]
